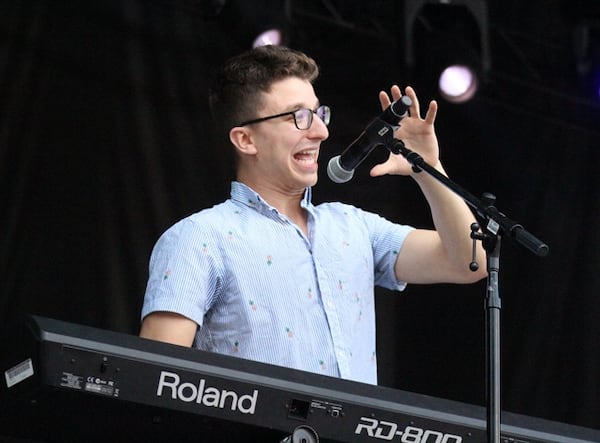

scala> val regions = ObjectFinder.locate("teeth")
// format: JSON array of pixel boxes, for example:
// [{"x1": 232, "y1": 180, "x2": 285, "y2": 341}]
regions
[{"x1": 294, "y1": 150, "x2": 317, "y2": 164}]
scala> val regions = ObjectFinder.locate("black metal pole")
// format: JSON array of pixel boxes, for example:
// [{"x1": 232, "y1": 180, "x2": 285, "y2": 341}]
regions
[
  {"x1": 384, "y1": 136, "x2": 548, "y2": 443},
  {"x1": 484, "y1": 235, "x2": 502, "y2": 443}
]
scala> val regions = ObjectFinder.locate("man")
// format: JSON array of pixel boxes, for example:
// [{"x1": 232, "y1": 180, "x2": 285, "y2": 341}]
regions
[{"x1": 140, "y1": 45, "x2": 486, "y2": 385}]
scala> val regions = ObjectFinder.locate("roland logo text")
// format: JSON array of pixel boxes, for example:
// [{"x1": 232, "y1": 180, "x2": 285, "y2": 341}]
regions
[{"x1": 156, "y1": 370, "x2": 258, "y2": 415}]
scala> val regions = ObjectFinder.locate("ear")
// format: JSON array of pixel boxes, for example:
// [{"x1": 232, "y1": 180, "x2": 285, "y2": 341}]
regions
[{"x1": 229, "y1": 127, "x2": 258, "y2": 156}]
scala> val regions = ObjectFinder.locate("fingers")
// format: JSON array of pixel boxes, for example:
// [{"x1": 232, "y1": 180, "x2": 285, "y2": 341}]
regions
[
  {"x1": 404, "y1": 86, "x2": 437, "y2": 125},
  {"x1": 403, "y1": 86, "x2": 420, "y2": 117},
  {"x1": 424, "y1": 99, "x2": 438, "y2": 125},
  {"x1": 381, "y1": 85, "x2": 421, "y2": 118},
  {"x1": 380, "y1": 85, "x2": 437, "y2": 125},
  {"x1": 379, "y1": 85, "x2": 402, "y2": 110},
  {"x1": 378, "y1": 90, "x2": 391, "y2": 110}
]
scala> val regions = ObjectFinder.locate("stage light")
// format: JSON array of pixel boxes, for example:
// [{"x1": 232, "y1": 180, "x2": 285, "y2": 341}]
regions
[
  {"x1": 574, "y1": 23, "x2": 600, "y2": 101},
  {"x1": 438, "y1": 64, "x2": 478, "y2": 103},
  {"x1": 572, "y1": 22, "x2": 599, "y2": 90},
  {"x1": 403, "y1": 0, "x2": 491, "y2": 103},
  {"x1": 252, "y1": 28, "x2": 284, "y2": 48},
  {"x1": 216, "y1": 0, "x2": 289, "y2": 49},
  {"x1": 564, "y1": 0, "x2": 600, "y2": 101}
]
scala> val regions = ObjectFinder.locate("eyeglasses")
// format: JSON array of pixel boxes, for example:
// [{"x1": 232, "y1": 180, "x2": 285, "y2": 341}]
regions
[{"x1": 238, "y1": 105, "x2": 331, "y2": 130}]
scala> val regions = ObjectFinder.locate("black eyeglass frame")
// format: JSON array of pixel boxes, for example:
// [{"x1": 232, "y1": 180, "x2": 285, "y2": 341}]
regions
[{"x1": 238, "y1": 105, "x2": 331, "y2": 130}]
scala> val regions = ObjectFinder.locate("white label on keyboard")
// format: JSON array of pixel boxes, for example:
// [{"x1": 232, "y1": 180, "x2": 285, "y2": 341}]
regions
[{"x1": 4, "y1": 358, "x2": 34, "y2": 388}]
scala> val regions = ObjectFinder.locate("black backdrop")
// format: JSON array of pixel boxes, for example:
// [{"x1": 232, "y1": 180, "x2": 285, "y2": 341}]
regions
[{"x1": 1, "y1": 0, "x2": 599, "y2": 434}]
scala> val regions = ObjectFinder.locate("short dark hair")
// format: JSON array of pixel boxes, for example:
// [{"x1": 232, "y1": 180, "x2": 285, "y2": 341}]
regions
[{"x1": 208, "y1": 45, "x2": 320, "y2": 138}]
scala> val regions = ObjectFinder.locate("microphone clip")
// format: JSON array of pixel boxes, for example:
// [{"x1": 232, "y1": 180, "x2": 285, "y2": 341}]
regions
[{"x1": 388, "y1": 139, "x2": 423, "y2": 174}]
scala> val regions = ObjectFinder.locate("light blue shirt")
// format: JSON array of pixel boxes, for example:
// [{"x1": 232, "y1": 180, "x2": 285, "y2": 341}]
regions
[{"x1": 142, "y1": 182, "x2": 413, "y2": 384}]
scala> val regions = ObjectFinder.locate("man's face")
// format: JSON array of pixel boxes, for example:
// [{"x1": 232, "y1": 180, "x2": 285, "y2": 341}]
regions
[{"x1": 243, "y1": 77, "x2": 329, "y2": 194}]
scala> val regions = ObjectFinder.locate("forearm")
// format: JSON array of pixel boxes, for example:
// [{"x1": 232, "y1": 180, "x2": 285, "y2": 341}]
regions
[
  {"x1": 413, "y1": 161, "x2": 486, "y2": 281},
  {"x1": 140, "y1": 311, "x2": 198, "y2": 347}
]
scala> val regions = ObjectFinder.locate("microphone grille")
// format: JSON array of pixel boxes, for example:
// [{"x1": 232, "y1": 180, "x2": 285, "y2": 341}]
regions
[{"x1": 327, "y1": 156, "x2": 354, "y2": 183}]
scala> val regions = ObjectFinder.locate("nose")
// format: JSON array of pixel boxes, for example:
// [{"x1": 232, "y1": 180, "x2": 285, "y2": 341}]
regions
[{"x1": 308, "y1": 114, "x2": 329, "y2": 140}]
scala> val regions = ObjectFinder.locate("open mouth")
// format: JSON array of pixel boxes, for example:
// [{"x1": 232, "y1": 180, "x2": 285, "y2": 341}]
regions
[{"x1": 293, "y1": 149, "x2": 318, "y2": 165}]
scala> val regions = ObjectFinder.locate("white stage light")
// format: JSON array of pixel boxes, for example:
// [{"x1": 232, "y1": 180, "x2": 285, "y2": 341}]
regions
[
  {"x1": 252, "y1": 28, "x2": 284, "y2": 48},
  {"x1": 438, "y1": 65, "x2": 479, "y2": 103}
]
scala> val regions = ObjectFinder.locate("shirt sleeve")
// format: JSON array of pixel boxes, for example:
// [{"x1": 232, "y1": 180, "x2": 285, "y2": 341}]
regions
[
  {"x1": 361, "y1": 209, "x2": 415, "y2": 291},
  {"x1": 140, "y1": 217, "x2": 223, "y2": 326}
]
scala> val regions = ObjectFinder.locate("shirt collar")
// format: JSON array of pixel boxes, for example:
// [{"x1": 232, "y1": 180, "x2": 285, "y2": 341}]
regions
[{"x1": 230, "y1": 181, "x2": 314, "y2": 216}]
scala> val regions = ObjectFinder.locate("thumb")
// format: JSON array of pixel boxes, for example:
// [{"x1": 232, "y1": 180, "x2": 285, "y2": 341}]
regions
[{"x1": 369, "y1": 162, "x2": 389, "y2": 177}]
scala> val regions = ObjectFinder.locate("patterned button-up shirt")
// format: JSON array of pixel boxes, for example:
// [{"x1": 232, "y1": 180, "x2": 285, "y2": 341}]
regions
[{"x1": 142, "y1": 182, "x2": 413, "y2": 384}]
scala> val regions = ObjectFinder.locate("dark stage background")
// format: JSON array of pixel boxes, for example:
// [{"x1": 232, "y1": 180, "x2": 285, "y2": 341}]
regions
[{"x1": 1, "y1": 0, "x2": 599, "y2": 436}]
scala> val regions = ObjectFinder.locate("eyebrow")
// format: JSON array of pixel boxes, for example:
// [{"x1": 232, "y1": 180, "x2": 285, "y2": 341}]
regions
[
  {"x1": 283, "y1": 101, "x2": 321, "y2": 112},
  {"x1": 259, "y1": 100, "x2": 321, "y2": 118}
]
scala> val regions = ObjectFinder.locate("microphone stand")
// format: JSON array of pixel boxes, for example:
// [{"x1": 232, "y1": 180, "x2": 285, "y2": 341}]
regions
[{"x1": 384, "y1": 136, "x2": 549, "y2": 443}]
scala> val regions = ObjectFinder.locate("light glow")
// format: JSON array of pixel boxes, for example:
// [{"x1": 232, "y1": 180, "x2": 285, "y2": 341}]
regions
[
  {"x1": 438, "y1": 65, "x2": 478, "y2": 103},
  {"x1": 252, "y1": 29, "x2": 283, "y2": 48}
]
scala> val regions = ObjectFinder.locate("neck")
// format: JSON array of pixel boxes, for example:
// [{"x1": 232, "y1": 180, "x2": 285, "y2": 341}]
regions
[{"x1": 237, "y1": 179, "x2": 309, "y2": 234}]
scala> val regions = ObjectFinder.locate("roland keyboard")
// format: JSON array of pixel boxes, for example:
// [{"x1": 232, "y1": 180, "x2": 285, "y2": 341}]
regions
[{"x1": 1, "y1": 315, "x2": 599, "y2": 443}]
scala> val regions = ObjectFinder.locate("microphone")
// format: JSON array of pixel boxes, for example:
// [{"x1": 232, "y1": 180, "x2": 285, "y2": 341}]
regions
[{"x1": 327, "y1": 95, "x2": 412, "y2": 183}]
